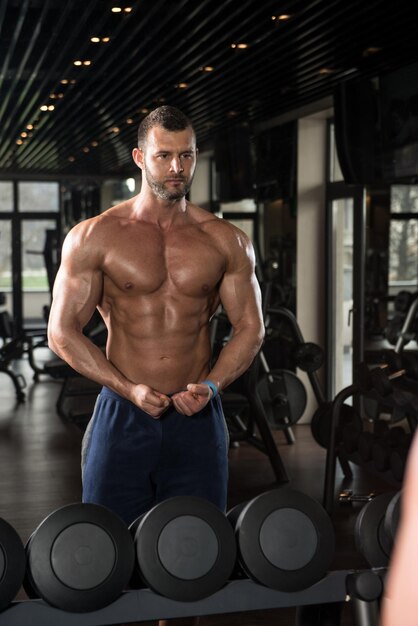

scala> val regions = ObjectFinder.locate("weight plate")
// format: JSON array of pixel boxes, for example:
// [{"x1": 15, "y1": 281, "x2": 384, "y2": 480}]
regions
[
  {"x1": 311, "y1": 402, "x2": 362, "y2": 449},
  {"x1": 234, "y1": 488, "x2": 335, "y2": 592},
  {"x1": 257, "y1": 369, "x2": 307, "y2": 429},
  {"x1": 354, "y1": 492, "x2": 396, "y2": 568},
  {"x1": 133, "y1": 496, "x2": 236, "y2": 601},
  {"x1": 384, "y1": 490, "x2": 402, "y2": 548},
  {"x1": 293, "y1": 342, "x2": 324, "y2": 373},
  {"x1": 26, "y1": 502, "x2": 135, "y2": 612},
  {"x1": 0, "y1": 518, "x2": 26, "y2": 611}
]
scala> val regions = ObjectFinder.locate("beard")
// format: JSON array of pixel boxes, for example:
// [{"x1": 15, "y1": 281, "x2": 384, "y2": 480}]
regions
[{"x1": 144, "y1": 164, "x2": 193, "y2": 201}]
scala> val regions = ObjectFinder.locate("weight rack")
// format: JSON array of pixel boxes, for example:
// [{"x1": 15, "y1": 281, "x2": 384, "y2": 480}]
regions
[{"x1": 0, "y1": 571, "x2": 382, "y2": 626}]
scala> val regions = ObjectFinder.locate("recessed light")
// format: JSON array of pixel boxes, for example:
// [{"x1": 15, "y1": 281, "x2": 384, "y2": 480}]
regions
[
  {"x1": 126, "y1": 118, "x2": 134, "y2": 124},
  {"x1": 83, "y1": 60, "x2": 92, "y2": 66},
  {"x1": 16, "y1": 139, "x2": 23, "y2": 145},
  {"x1": 74, "y1": 60, "x2": 82, "y2": 66},
  {"x1": 124, "y1": 7, "x2": 132, "y2": 12},
  {"x1": 82, "y1": 147, "x2": 90, "y2": 153},
  {"x1": 26, "y1": 124, "x2": 34, "y2": 130},
  {"x1": 68, "y1": 156, "x2": 75, "y2": 162},
  {"x1": 272, "y1": 14, "x2": 292, "y2": 21},
  {"x1": 102, "y1": 37, "x2": 110, "y2": 42},
  {"x1": 21, "y1": 132, "x2": 28, "y2": 137},
  {"x1": 91, "y1": 37, "x2": 100, "y2": 43},
  {"x1": 40, "y1": 105, "x2": 48, "y2": 111},
  {"x1": 91, "y1": 141, "x2": 99, "y2": 147},
  {"x1": 48, "y1": 105, "x2": 55, "y2": 111},
  {"x1": 231, "y1": 43, "x2": 248, "y2": 49},
  {"x1": 176, "y1": 82, "x2": 188, "y2": 89},
  {"x1": 111, "y1": 7, "x2": 122, "y2": 12},
  {"x1": 319, "y1": 67, "x2": 336, "y2": 75},
  {"x1": 111, "y1": 127, "x2": 120, "y2": 133},
  {"x1": 60, "y1": 79, "x2": 69, "y2": 84},
  {"x1": 201, "y1": 66, "x2": 214, "y2": 72},
  {"x1": 363, "y1": 47, "x2": 381, "y2": 57}
]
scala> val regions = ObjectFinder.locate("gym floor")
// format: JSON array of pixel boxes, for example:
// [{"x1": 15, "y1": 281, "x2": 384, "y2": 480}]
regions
[{"x1": 0, "y1": 355, "x2": 393, "y2": 626}]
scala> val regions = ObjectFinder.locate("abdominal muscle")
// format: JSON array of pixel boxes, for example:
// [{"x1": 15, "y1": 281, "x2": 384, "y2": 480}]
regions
[{"x1": 103, "y1": 305, "x2": 214, "y2": 394}]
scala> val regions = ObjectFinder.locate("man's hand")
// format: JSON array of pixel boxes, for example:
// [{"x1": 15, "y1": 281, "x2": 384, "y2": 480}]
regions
[
  {"x1": 131, "y1": 384, "x2": 171, "y2": 418},
  {"x1": 171, "y1": 383, "x2": 213, "y2": 416}
]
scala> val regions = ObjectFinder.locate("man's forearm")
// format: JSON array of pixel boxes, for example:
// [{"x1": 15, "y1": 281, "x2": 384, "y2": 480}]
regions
[
  {"x1": 48, "y1": 332, "x2": 135, "y2": 401},
  {"x1": 206, "y1": 324, "x2": 264, "y2": 391}
]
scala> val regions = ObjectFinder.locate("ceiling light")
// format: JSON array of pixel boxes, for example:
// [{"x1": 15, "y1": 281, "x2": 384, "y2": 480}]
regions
[
  {"x1": 83, "y1": 60, "x2": 92, "y2": 66},
  {"x1": 82, "y1": 147, "x2": 90, "y2": 153},
  {"x1": 111, "y1": 127, "x2": 120, "y2": 133},
  {"x1": 101, "y1": 37, "x2": 110, "y2": 42},
  {"x1": 40, "y1": 105, "x2": 48, "y2": 111},
  {"x1": 176, "y1": 82, "x2": 188, "y2": 89},
  {"x1": 74, "y1": 60, "x2": 82, "y2": 66},
  {"x1": 231, "y1": 43, "x2": 248, "y2": 49},
  {"x1": 91, "y1": 37, "x2": 100, "y2": 43},
  {"x1": 21, "y1": 132, "x2": 28, "y2": 137},
  {"x1": 124, "y1": 7, "x2": 132, "y2": 12},
  {"x1": 68, "y1": 156, "x2": 75, "y2": 162},
  {"x1": 60, "y1": 79, "x2": 69, "y2": 84},
  {"x1": 111, "y1": 7, "x2": 122, "y2": 12},
  {"x1": 70, "y1": 79, "x2": 77, "y2": 84},
  {"x1": 201, "y1": 66, "x2": 214, "y2": 72},
  {"x1": 16, "y1": 139, "x2": 23, "y2": 145},
  {"x1": 140, "y1": 108, "x2": 149, "y2": 114},
  {"x1": 91, "y1": 141, "x2": 99, "y2": 147},
  {"x1": 48, "y1": 105, "x2": 55, "y2": 111},
  {"x1": 26, "y1": 124, "x2": 33, "y2": 130},
  {"x1": 363, "y1": 47, "x2": 381, "y2": 57},
  {"x1": 319, "y1": 67, "x2": 336, "y2": 75},
  {"x1": 272, "y1": 14, "x2": 292, "y2": 21},
  {"x1": 49, "y1": 94, "x2": 57, "y2": 99},
  {"x1": 126, "y1": 118, "x2": 134, "y2": 124}
]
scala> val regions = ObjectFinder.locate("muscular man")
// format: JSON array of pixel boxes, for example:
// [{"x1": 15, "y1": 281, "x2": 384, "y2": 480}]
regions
[{"x1": 48, "y1": 105, "x2": 264, "y2": 528}]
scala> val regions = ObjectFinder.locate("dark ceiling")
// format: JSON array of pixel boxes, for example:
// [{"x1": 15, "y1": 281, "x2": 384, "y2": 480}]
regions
[{"x1": 1, "y1": 0, "x2": 418, "y2": 179}]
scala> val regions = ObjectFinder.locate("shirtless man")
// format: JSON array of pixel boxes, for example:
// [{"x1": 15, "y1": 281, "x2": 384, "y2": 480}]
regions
[{"x1": 48, "y1": 105, "x2": 264, "y2": 528}]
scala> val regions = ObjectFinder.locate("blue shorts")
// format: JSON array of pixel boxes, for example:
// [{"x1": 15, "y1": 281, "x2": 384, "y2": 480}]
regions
[{"x1": 81, "y1": 387, "x2": 229, "y2": 525}]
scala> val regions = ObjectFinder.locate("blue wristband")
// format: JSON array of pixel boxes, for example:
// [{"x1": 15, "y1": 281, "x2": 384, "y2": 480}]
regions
[{"x1": 201, "y1": 379, "x2": 218, "y2": 398}]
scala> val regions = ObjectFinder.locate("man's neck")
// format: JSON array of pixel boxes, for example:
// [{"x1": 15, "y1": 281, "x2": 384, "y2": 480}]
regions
[{"x1": 131, "y1": 189, "x2": 188, "y2": 228}]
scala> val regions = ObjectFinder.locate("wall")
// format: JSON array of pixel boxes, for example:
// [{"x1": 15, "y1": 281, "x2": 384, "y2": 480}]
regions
[{"x1": 296, "y1": 113, "x2": 328, "y2": 421}]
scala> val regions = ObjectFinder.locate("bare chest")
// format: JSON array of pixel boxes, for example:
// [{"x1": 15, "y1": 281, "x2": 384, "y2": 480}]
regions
[{"x1": 102, "y1": 226, "x2": 225, "y2": 297}]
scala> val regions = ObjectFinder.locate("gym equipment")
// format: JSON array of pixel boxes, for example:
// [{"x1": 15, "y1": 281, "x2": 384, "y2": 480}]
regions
[
  {"x1": 0, "y1": 311, "x2": 26, "y2": 402},
  {"x1": 311, "y1": 402, "x2": 362, "y2": 450},
  {"x1": 354, "y1": 492, "x2": 396, "y2": 568},
  {"x1": 25, "y1": 502, "x2": 135, "y2": 612},
  {"x1": 257, "y1": 368, "x2": 307, "y2": 429},
  {"x1": 0, "y1": 569, "x2": 383, "y2": 625},
  {"x1": 229, "y1": 488, "x2": 335, "y2": 592},
  {"x1": 384, "y1": 490, "x2": 401, "y2": 550},
  {"x1": 0, "y1": 518, "x2": 26, "y2": 611},
  {"x1": 295, "y1": 601, "x2": 343, "y2": 625},
  {"x1": 339, "y1": 490, "x2": 377, "y2": 504},
  {"x1": 130, "y1": 496, "x2": 236, "y2": 602},
  {"x1": 292, "y1": 341, "x2": 324, "y2": 373},
  {"x1": 372, "y1": 427, "x2": 409, "y2": 472}
]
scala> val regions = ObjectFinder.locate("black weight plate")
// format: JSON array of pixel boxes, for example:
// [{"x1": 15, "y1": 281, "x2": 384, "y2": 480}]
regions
[
  {"x1": 293, "y1": 342, "x2": 324, "y2": 373},
  {"x1": 0, "y1": 518, "x2": 26, "y2": 611},
  {"x1": 354, "y1": 492, "x2": 396, "y2": 568},
  {"x1": 23, "y1": 532, "x2": 39, "y2": 599},
  {"x1": 311, "y1": 402, "x2": 362, "y2": 449},
  {"x1": 257, "y1": 369, "x2": 307, "y2": 429},
  {"x1": 27, "y1": 502, "x2": 135, "y2": 612},
  {"x1": 384, "y1": 490, "x2": 402, "y2": 548},
  {"x1": 235, "y1": 488, "x2": 335, "y2": 592},
  {"x1": 134, "y1": 496, "x2": 236, "y2": 602}
]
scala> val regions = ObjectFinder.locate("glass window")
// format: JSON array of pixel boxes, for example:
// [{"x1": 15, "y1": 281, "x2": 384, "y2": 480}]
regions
[
  {"x1": 390, "y1": 185, "x2": 418, "y2": 213},
  {"x1": 388, "y1": 219, "x2": 418, "y2": 286},
  {"x1": 18, "y1": 181, "x2": 59, "y2": 212},
  {"x1": 0, "y1": 220, "x2": 12, "y2": 290},
  {"x1": 0, "y1": 182, "x2": 13, "y2": 213}
]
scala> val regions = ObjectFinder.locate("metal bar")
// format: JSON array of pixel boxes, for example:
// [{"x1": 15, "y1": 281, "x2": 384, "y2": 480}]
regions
[{"x1": 0, "y1": 572, "x2": 355, "y2": 626}]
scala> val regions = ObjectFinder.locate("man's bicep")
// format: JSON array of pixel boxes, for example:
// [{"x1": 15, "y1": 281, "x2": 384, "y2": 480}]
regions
[{"x1": 219, "y1": 265, "x2": 263, "y2": 330}]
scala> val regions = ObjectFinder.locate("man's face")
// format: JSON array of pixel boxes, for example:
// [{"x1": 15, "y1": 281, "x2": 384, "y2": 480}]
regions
[{"x1": 141, "y1": 126, "x2": 197, "y2": 201}]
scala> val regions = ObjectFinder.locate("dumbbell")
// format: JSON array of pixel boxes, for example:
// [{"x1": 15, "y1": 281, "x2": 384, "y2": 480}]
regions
[
  {"x1": 227, "y1": 488, "x2": 335, "y2": 592},
  {"x1": 372, "y1": 426, "x2": 409, "y2": 472},
  {"x1": 130, "y1": 496, "x2": 236, "y2": 602},
  {"x1": 355, "y1": 491, "x2": 399, "y2": 568},
  {"x1": 24, "y1": 502, "x2": 135, "y2": 612},
  {"x1": 0, "y1": 518, "x2": 26, "y2": 612},
  {"x1": 311, "y1": 402, "x2": 362, "y2": 450}
]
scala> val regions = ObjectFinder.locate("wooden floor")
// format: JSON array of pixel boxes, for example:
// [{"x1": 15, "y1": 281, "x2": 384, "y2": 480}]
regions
[{"x1": 0, "y1": 352, "x2": 395, "y2": 626}]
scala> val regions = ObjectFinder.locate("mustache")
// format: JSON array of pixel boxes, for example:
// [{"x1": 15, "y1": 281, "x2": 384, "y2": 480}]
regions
[{"x1": 164, "y1": 176, "x2": 186, "y2": 181}]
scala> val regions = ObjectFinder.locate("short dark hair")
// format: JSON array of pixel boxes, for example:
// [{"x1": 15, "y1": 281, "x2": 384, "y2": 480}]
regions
[{"x1": 137, "y1": 105, "x2": 195, "y2": 148}]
